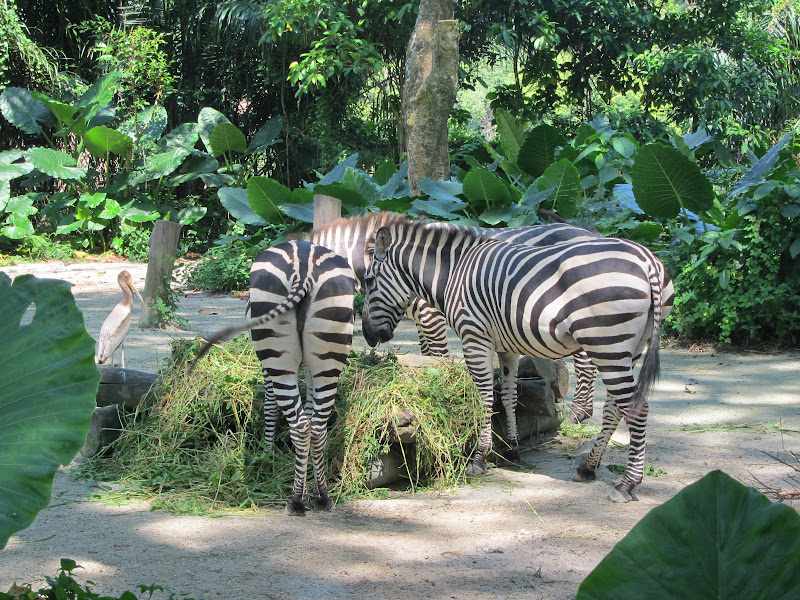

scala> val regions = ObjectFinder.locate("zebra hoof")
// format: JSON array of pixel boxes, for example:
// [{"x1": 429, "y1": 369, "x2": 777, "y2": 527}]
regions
[
  {"x1": 284, "y1": 499, "x2": 307, "y2": 516},
  {"x1": 569, "y1": 407, "x2": 593, "y2": 424},
  {"x1": 608, "y1": 483, "x2": 639, "y2": 503},
  {"x1": 313, "y1": 497, "x2": 333, "y2": 512},
  {"x1": 466, "y1": 456, "x2": 487, "y2": 476},
  {"x1": 575, "y1": 463, "x2": 596, "y2": 482},
  {"x1": 503, "y1": 447, "x2": 521, "y2": 465}
]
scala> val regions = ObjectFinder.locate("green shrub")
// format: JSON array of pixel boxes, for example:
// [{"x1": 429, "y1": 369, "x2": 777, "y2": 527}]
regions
[
  {"x1": 184, "y1": 239, "x2": 255, "y2": 292},
  {"x1": 665, "y1": 185, "x2": 800, "y2": 347},
  {"x1": 1, "y1": 558, "x2": 201, "y2": 600},
  {"x1": 110, "y1": 223, "x2": 151, "y2": 261}
]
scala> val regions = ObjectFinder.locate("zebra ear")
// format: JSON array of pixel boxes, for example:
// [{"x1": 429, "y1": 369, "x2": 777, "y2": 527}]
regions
[{"x1": 374, "y1": 227, "x2": 391, "y2": 261}]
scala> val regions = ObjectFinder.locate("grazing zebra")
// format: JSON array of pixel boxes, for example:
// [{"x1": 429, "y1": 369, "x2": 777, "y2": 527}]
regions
[
  {"x1": 310, "y1": 213, "x2": 673, "y2": 423},
  {"x1": 192, "y1": 241, "x2": 355, "y2": 516},
  {"x1": 361, "y1": 219, "x2": 666, "y2": 503}
]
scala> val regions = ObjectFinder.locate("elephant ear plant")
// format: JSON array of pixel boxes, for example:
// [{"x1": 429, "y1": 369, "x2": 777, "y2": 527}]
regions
[
  {"x1": 0, "y1": 273, "x2": 99, "y2": 550},
  {"x1": 577, "y1": 470, "x2": 800, "y2": 599}
]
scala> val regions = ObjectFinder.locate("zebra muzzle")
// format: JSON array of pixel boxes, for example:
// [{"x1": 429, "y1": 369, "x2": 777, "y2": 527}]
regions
[{"x1": 363, "y1": 323, "x2": 394, "y2": 346}]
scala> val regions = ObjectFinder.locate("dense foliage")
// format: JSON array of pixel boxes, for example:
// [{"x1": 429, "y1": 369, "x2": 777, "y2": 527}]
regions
[{"x1": 1, "y1": 0, "x2": 799, "y2": 346}]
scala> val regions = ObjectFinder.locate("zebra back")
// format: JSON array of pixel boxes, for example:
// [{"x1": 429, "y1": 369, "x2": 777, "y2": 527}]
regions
[{"x1": 191, "y1": 241, "x2": 351, "y2": 367}]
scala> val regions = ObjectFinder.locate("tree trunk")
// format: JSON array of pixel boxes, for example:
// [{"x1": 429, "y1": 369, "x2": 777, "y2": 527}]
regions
[
  {"x1": 402, "y1": 0, "x2": 459, "y2": 195},
  {"x1": 139, "y1": 219, "x2": 182, "y2": 329}
]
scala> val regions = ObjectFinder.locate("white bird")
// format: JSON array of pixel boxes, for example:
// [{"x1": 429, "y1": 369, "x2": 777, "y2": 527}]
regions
[{"x1": 95, "y1": 270, "x2": 143, "y2": 369}]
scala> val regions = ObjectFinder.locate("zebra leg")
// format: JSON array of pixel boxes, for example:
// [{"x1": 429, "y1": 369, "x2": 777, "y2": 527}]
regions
[
  {"x1": 569, "y1": 352, "x2": 597, "y2": 423},
  {"x1": 406, "y1": 297, "x2": 449, "y2": 357},
  {"x1": 305, "y1": 371, "x2": 336, "y2": 513},
  {"x1": 270, "y1": 375, "x2": 311, "y2": 516},
  {"x1": 607, "y1": 401, "x2": 649, "y2": 503},
  {"x1": 575, "y1": 396, "x2": 623, "y2": 483},
  {"x1": 497, "y1": 352, "x2": 521, "y2": 463},
  {"x1": 309, "y1": 421, "x2": 332, "y2": 512},
  {"x1": 576, "y1": 360, "x2": 647, "y2": 503},
  {"x1": 462, "y1": 342, "x2": 498, "y2": 476},
  {"x1": 262, "y1": 378, "x2": 280, "y2": 450}
]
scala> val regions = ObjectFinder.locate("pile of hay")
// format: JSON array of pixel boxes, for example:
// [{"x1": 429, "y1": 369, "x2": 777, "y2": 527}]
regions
[{"x1": 78, "y1": 336, "x2": 485, "y2": 513}]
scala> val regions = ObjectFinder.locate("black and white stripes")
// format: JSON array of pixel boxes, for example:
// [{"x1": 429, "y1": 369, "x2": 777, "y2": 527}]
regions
[
  {"x1": 362, "y1": 220, "x2": 667, "y2": 502},
  {"x1": 195, "y1": 241, "x2": 355, "y2": 515},
  {"x1": 308, "y1": 213, "x2": 665, "y2": 423}
]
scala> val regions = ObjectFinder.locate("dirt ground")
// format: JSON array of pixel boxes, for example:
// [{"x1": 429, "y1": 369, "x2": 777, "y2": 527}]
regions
[{"x1": 1, "y1": 259, "x2": 799, "y2": 600}]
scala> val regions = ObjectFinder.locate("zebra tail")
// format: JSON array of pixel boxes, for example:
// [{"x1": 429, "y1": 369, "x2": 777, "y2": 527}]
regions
[
  {"x1": 625, "y1": 267, "x2": 663, "y2": 423},
  {"x1": 187, "y1": 273, "x2": 311, "y2": 373}
]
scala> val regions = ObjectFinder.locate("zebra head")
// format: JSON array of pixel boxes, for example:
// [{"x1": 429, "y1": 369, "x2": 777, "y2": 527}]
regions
[{"x1": 362, "y1": 226, "x2": 414, "y2": 347}]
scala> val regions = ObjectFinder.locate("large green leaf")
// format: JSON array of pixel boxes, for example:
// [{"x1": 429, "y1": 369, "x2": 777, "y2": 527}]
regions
[
  {"x1": 24, "y1": 148, "x2": 87, "y2": 181},
  {"x1": 343, "y1": 167, "x2": 383, "y2": 206},
  {"x1": 0, "y1": 274, "x2": 99, "y2": 550},
  {"x1": 417, "y1": 178, "x2": 464, "y2": 203},
  {"x1": 1, "y1": 195, "x2": 38, "y2": 239},
  {"x1": 197, "y1": 107, "x2": 232, "y2": 154},
  {"x1": 537, "y1": 159, "x2": 581, "y2": 218},
  {"x1": 462, "y1": 167, "x2": 511, "y2": 212},
  {"x1": 83, "y1": 126, "x2": 133, "y2": 158},
  {"x1": 32, "y1": 92, "x2": 79, "y2": 128},
  {"x1": 177, "y1": 206, "x2": 207, "y2": 226},
  {"x1": 218, "y1": 187, "x2": 267, "y2": 226},
  {"x1": 248, "y1": 176, "x2": 291, "y2": 223},
  {"x1": 209, "y1": 123, "x2": 247, "y2": 156},
  {"x1": 494, "y1": 108, "x2": 525, "y2": 163},
  {"x1": 157, "y1": 123, "x2": 200, "y2": 153},
  {"x1": 247, "y1": 116, "x2": 283, "y2": 154},
  {"x1": 0, "y1": 181, "x2": 9, "y2": 211},
  {"x1": 75, "y1": 71, "x2": 119, "y2": 110},
  {"x1": 728, "y1": 133, "x2": 792, "y2": 199},
  {"x1": 0, "y1": 163, "x2": 34, "y2": 182},
  {"x1": 0, "y1": 88, "x2": 51, "y2": 135},
  {"x1": 632, "y1": 142, "x2": 714, "y2": 218},
  {"x1": 373, "y1": 158, "x2": 398, "y2": 187},
  {"x1": 578, "y1": 471, "x2": 800, "y2": 600},
  {"x1": 272, "y1": 187, "x2": 316, "y2": 223},
  {"x1": 517, "y1": 123, "x2": 567, "y2": 177},
  {"x1": 68, "y1": 72, "x2": 120, "y2": 138},
  {"x1": 312, "y1": 182, "x2": 370, "y2": 211},
  {"x1": 318, "y1": 153, "x2": 358, "y2": 185},
  {"x1": 279, "y1": 202, "x2": 314, "y2": 223},
  {"x1": 129, "y1": 148, "x2": 192, "y2": 186}
]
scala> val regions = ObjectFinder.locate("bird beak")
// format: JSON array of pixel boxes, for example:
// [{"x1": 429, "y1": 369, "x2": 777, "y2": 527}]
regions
[{"x1": 128, "y1": 280, "x2": 144, "y2": 303}]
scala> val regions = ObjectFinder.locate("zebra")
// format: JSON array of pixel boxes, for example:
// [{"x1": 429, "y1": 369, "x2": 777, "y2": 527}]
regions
[
  {"x1": 192, "y1": 240, "x2": 356, "y2": 516},
  {"x1": 360, "y1": 219, "x2": 666, "y2": 503},
  {"x1": 309, "y1": 212, "x2": 673, "y2": 423}
]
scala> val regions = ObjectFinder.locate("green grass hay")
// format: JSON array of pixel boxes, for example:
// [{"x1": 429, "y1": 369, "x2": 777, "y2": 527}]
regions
[{"x1": 78, "y1": 336, "x2": 485, "y2": 514}]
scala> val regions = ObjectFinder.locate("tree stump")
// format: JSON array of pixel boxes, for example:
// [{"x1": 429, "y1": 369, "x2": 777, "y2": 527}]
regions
[
  {"x1": 139, "y1": 219, "x2": 182, "y2": 328},
  {"x1": 79, "y1": 365, "x2": 161, "y2": 458},
  {"x1": 313, "y1": 194, "x2": 342, "y2": 229},
  {"x1": 79, "y1": 405, "x2": 123, "y2": 459},
  {"x1": 96, "y1": 365, "x2": 160, "y2": 411}
]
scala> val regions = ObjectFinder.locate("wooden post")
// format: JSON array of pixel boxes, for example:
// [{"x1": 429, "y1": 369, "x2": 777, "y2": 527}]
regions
[
  {"x1": 139, "y1": 219, "x2": 182, "y2": 328},
  {"x1": 313, "y1": 194, "x2": 341, "y2": 229}
]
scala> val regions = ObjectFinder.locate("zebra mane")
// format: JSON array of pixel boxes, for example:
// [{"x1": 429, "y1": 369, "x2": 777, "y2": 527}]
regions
[
  {"x1": 367, "y1": 216, "x2": 494, "y2": 254},
  {"x1": 306, "y1": 211, "x2": 410, "y2": 240}
]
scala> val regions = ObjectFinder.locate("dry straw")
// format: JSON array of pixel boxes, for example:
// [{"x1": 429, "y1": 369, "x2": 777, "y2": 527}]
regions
[{"x1": 79, "y1": 336, "x2": 485, "y2": 513}]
